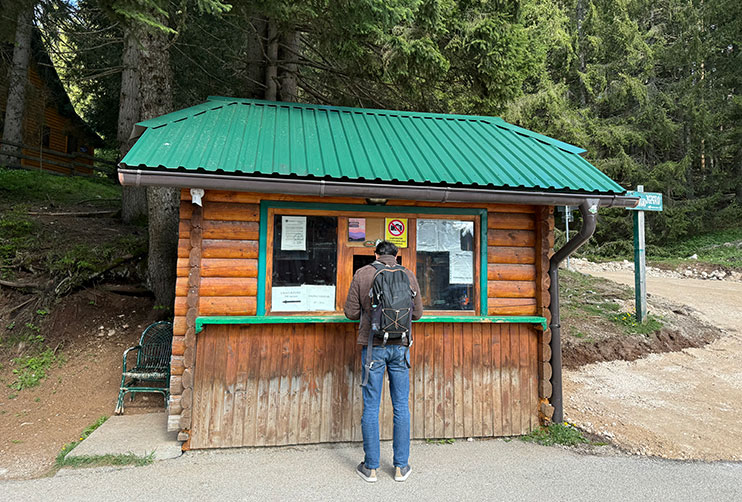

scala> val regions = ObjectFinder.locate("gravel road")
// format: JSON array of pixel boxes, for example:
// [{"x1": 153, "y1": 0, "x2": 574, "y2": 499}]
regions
[
  {"x1": 565, "y1": 267, "x2": 742, "y2": 460},
  {"x1": 1, "y1": 439, "x2": 741, "y2": 501}
]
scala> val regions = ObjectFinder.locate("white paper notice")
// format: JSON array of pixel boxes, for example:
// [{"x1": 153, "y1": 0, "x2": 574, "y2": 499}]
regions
[
  {"x1": 416, "y1": 219, "x2": 439, "y2": 251},
  {"x1": 281, "y1": 216, "x2": 307, "y2": 250},
  {"x1": 272, "y1": 286, "x2": 306, "y2": 311},
  {"x1": 449, "y1": 251, "x2": 474, "y2": 284},
  {"x1": 305, "y1": 285, "x2": 336, "y2": 311}
]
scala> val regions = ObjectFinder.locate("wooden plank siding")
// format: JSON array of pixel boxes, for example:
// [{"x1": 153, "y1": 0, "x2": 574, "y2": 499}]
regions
[
  {"x1": 0, "y1": 63, "x2": 96, "y2": 175},
  {"x1": 174, "y1": 189, "x2": 550, "y2": 443},
  {"x1": 190, "y1": 322, "x2": 539, "y2": 449}
]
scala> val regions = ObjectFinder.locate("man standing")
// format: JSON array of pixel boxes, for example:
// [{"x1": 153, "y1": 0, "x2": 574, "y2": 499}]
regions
[{"x1": 344, "y1": 241, "x2": 423, "y2": 483}]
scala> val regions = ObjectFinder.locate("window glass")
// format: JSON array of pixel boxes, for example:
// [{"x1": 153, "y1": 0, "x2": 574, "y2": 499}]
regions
[
  {"x1": 272, "y1": 215, "x2": 337, "y2": 312},
  {"x1": 416, "y1": 219, "x2": 475, "y2": 310}
]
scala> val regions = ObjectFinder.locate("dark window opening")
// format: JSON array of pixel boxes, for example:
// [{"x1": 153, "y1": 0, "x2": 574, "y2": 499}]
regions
[
  {"x1": 42, "y1": 126, "x2": 51, "y2": 148},
  {"x1": 66, "y1": 135, "x2": 78, "y2": 154}
]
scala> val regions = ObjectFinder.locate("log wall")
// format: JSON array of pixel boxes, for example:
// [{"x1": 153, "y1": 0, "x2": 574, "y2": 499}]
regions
[{"x1": 172, "y1": 190, "x2": 554, "y2": 441}]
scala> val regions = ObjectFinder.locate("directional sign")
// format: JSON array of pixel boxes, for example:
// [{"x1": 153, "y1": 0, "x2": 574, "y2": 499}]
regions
[
  {"x1": 625, "y1": 190, "x2": 663, "y2": 211},
  {"x1": 384, "y1": 218, "x2": 408, "y2": 247}
]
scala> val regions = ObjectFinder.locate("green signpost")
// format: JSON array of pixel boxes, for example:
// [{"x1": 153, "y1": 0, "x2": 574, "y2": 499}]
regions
[{"x1": 626, "y1": 186, "x2": 663, "y2": 322}]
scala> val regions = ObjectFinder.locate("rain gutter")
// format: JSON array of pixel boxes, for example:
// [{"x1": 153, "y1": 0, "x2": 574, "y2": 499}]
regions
[
  {"x1": 118, "y1": 169, "x2": 639, "y2": 208},
  {"x1": 548, "y1": 199, "x2": 600, "y2": 424}
]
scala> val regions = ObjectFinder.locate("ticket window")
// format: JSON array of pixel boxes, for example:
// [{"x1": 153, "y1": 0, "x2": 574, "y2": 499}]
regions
[{"x1": 267, "y1": 210, "x2": 477, "y2": 314}]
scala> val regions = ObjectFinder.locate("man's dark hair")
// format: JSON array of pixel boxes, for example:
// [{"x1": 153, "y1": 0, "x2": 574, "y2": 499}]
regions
[{"x1": 375, "y1": 240, "x2": 398, "y2": 256}]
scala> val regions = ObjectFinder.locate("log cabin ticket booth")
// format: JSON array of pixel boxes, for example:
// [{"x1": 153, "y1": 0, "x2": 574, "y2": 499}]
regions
[{"x1": 118, "y1": 97, "x2": 638, "y2": 449}]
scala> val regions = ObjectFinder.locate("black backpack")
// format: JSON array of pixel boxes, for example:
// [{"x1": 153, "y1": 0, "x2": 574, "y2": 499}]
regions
[{"x1": 362, "y1": 261, "x2": 415, "y2": 386}]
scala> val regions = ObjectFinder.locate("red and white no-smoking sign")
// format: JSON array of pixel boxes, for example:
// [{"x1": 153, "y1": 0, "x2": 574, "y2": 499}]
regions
[{"x1": 384, "y1": 218, "x2": 408, "y2": 247}]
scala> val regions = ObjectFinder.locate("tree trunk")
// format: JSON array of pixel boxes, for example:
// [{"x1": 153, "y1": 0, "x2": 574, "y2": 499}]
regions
[
  {"x1": 279, "y1": 29, "x2": 299, "y2": 102},
  {"x1": 138, "y1": 20, "x2": 178, "y2": 310},
  {"x1": 264, "y1": 20, "x2": 278, "y2": 101},
  {"x1": 0, "y1": 5, "x2": 33, "y2": 167},
  {"x1": 576, "y1": 0, "x2": 586, "y2": 107},
  {"x1": 244, "y1": 15, "x2": 266, "y2": 99},
  {"x1": 118, "y1": 27, "x2": 147, "y2": 223}
]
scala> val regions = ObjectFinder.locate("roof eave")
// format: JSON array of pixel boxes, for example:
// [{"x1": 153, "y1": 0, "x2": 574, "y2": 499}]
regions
[{"x1": 117, "y1": 168, "x2": 639, "y2": 208}]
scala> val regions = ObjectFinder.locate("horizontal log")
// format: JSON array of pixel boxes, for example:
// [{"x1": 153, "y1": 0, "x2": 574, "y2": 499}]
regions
[
  {"x1": 170, "y1": 375, "x2": 183, "y2": 395},
  {"x1": 202, "y1": 239, "x2": 258, "y2": 259},
  {"x1": 176, "y1": 257, "x2": 189, "y2": 278},
  {"x1": 198, "y1": 277, "x2": 257, "y2": 297},
  {"x1": 175, "y1": 277, "x2": 187, "y2": 297},
  {"x1": 487, "y1": 264, "x2": 536, "y2": 281},
  {"x1": 171, "y1": 355, "x2": 185, "y2": 376},
  {"x1": 175, "y1": 276, "x2": 258, "y2": 297},
  {"x1": 488, "y1": 280, "x2": 536, "y2": 298},
  {"x1": 178, "y1": 238, "x2": 190, "y2": 258},
  {"x1": 487, "y1": 298, "x2": 537, "y2": 315},
  {"x1": 169, "y1": 395, "x2": 183, "y2": 415},
  {"x1": 488, "y1": 229, "x2": 536, "y2": 247},
  {"x1": 199, "y1": 296, "x2": 257, "y2": 316},
  {"x1": 201, "y1": 258, "x2": 258, "y2": 278},
  {"x1": 173, "y1": 316, "x2": 187, "y2": 336},
  {"x1": 172, "y1": 335, "x2": 185, "y2": 356},
  {"x1": 181, "y1": 190, "x2": 260, "y2": 204},
  {"x1": 180, "y1": 220, "x2": 259, "y2": 240},
  {"x1": 488, "y1": 246, "x2": 535, "y2": 264},
  {"x1": 488, "y1": 204, "x2": 536, "y2": 214},
  {"x1": 174, "y1": 297, "x2": 187, "y2": 316},
  {"x1": 181, "y1": 201, "x2": 259, "y2": 222},
  {"x1": 167, "y1": 415, "x2": 181, "y2": 432},
  {"x1": 488, "y1": 212, "x2": 535, "y2": 230}
]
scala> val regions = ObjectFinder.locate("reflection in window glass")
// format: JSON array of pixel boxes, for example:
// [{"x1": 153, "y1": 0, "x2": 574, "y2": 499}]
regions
[
  {"x1": 416, "y1": 219, "x2": 474, "y2": 310},
  {"x1": 272, "y1": 215, "x2": 337, "y2": 312}
]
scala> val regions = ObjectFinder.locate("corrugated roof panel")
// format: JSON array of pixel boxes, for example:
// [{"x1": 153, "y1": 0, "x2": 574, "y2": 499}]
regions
[{"x1": 121, "y1": 97, "x2": 626, "y2": 194}]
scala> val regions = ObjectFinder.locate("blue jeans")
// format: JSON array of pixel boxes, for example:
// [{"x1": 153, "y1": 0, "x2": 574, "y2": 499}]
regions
[{"x1": 361, "y1": 345, "x2": 410, "y2": 469}]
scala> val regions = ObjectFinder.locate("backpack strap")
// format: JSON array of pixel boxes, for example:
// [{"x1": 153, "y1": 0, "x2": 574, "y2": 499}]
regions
[{"x1": 362, "y1": 261, "x2": 387, "y2": 387}]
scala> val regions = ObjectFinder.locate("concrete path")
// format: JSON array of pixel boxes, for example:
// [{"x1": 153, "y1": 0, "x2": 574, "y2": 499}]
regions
[
  {"x1": 2, "y1": 439, "x2": 741, "y2": 501},
  {"x1": 66, "y1": 413, "x2": 181, "y2": 461}
]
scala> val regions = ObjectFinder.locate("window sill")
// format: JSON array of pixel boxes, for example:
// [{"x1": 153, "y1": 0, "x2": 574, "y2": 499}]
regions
[{"x1": 195, "y1": 315, "x2": 547, "y2": 333}]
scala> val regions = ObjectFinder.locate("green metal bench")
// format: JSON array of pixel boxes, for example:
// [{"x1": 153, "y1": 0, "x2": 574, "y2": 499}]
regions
[{"x1": 115, "y1": 321, "x2": 173, "y2": 414}]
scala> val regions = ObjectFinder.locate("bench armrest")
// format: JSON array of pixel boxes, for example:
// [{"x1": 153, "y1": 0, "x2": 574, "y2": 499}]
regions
[{"x1": 122, "y1": 345, "x2": 141, "y2": 372}]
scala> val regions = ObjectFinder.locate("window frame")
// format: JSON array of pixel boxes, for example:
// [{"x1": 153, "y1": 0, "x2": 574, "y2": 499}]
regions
[{"x1": 259, "y1": 201, "x2": 488, "y2": 317}]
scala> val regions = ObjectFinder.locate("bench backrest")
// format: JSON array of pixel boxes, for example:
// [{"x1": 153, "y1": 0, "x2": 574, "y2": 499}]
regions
[{"x1": 137, "y1": 321, "x2": 173, "y2": 370}]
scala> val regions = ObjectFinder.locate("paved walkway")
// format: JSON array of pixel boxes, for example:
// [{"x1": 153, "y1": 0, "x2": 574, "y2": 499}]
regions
[{"x1": 2, "y1": 439, "x2": 740, "y2": 501}]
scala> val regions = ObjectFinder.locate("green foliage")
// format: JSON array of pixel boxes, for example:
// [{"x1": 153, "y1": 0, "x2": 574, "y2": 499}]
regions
[
  {"x1": 0, "y1": 168, "x2": 120, "y2": 206},
  {"x1": 10, "y1": 349, "x2": 64, "y2": 391},
  {"x1": 521, "y1": 423, "x2": 587, "y2": 447},
  {"x1": 613, "y1": 312, "x2": 664, "y2": 335}
]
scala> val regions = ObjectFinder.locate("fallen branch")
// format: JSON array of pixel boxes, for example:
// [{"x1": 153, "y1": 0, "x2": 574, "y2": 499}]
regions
[
  {"x1": 27, "y1": 210, "x2": 118, "y2": 217},
  {"x1": 98, "y1": 284, "x2": 153, "y2": 296},
  {"x1": 1, "y1": 297, "x2": 35, "y2": 316},
  {"x1": 0, "y1": 279, "x2": 40, "y2": 290}
]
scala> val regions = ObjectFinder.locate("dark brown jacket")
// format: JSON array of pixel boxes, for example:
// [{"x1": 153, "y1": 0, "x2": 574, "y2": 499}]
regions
[{"x1": 344, "y1": 254, "x2": 423, "y2": 345}]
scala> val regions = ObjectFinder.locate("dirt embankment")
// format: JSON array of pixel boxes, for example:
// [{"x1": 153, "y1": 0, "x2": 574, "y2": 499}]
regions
[
  {"x1": 564, "y1": 267, "x2": 742, "y2": 461},
  {"x1": 0, "y1": 290, "x2": 162, "y2": 479}
]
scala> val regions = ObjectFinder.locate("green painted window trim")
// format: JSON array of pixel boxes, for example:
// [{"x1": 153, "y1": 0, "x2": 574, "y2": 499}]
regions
[
  {"x1": 195, "y1": 315, "x2": 547, "y2": 334},
  {"x1": 257, "y1": 200, "x2": 488, "y2": 316}
]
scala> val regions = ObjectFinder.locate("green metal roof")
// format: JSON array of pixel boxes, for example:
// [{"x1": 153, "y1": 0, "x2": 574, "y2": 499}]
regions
[{"x1": 120, "y1": 96, "x2": 625, "y2": 194}]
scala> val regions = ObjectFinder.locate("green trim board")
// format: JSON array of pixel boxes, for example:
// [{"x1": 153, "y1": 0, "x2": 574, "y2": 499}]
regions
[
  {"x1": 195, "y1": 315, "x2": 548, "y2": 333},
  {"x1": 256, "y1": 200, "x2": 488, "y2": 316}
]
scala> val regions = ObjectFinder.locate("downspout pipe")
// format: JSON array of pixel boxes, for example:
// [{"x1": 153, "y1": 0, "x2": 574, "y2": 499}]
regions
[{"x1": 548, "y1": 199, "x2": 599, "y2": 424}]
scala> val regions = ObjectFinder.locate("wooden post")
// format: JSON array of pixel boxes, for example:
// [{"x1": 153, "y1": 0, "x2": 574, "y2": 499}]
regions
[{"x1": 633, "y1": 185, "x2": 647, "y2": 323}]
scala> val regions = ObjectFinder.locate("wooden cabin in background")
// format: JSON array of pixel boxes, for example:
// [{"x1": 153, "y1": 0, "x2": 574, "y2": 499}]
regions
[
  {"x1": 119, "y1": 97, "x2": 637, "y2": 449},
  {"x1": 0, "y1": 30, "x2": 102, "y2": 175}
]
